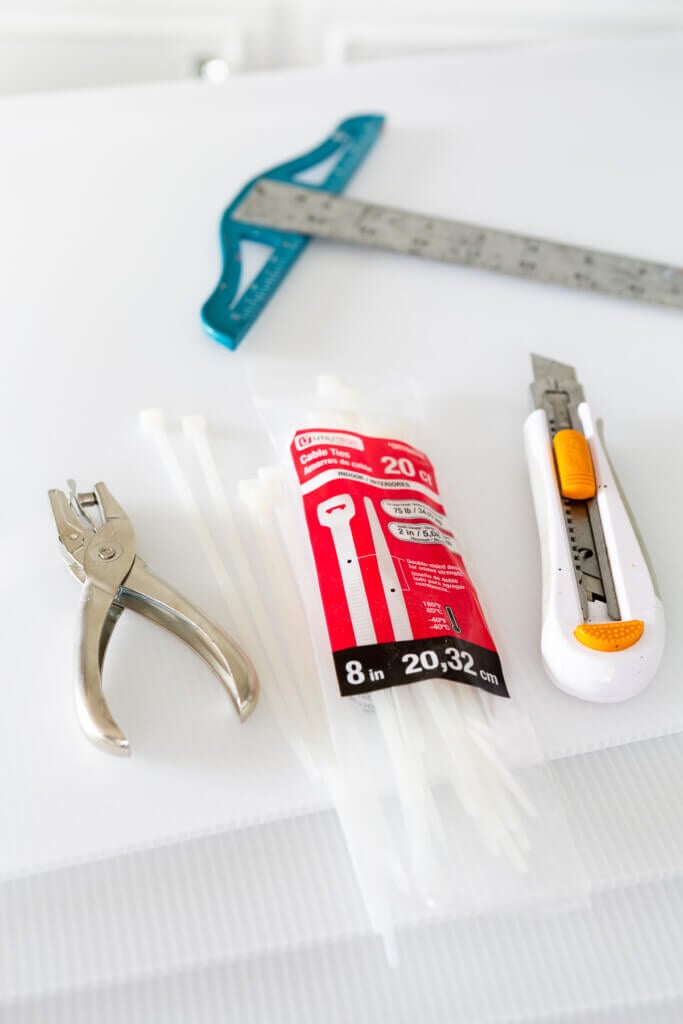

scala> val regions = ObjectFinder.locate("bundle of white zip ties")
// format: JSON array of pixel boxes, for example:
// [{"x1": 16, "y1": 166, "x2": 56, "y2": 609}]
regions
[
  {"x1": 140, "y1": 378, "x2": 539, "y2": 963},
  {"x1": 140, "y1": 409, "x2": 329, "y2": 781}
]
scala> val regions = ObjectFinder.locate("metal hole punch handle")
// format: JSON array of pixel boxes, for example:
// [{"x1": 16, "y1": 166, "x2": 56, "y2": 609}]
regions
[
  {"x1": 120, "y1": 560, "x2": 258, "y2": 724},
  {"x1": 76, "y1": 562, "x2": 259, "y2": 757},
  {"x1": 51, "y1": 480, "x2": 259, "y2": 756},
  {"x1": 77, "y1": 580, "x2": 129, "y2": 755}
]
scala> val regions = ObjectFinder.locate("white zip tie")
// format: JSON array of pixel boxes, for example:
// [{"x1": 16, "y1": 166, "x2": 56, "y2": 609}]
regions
[
  {"x1": 238, "y1": 469, "x2": 409, "y2": 955},
  {"x1": 256, "y1": 466, "x2": 335, "y2": 766},
  {"x1": 354, "y1": 408, "x2": 463, "y2": 873},
  {"x1": 372, "y1": 688, "x2": 438, "y2": 902},
  {"x1": 311, "y1": 395, "x2": 441, "y2": 894},
  {"x1": 349, "y1": 390, "x2": 533, "y2": 870},
  {"x1": 254, "y1": 464, "x2": 414, "y2": 912},
  {"x1": 238, "y1": 478, "x2": 322, "y2": 714},
  {"x1": 139, "y1": 409, "x2": 241, "y2": 616},
  {"x1": 464, "y1": 720, "x2": 538, "y2": 820},
  {"x1": 141, "y1": 409, "x2": 321, "y2": 777},
  {"x1": 444, "y1": 680, "x2": 537, "y2": 825},
  {"x1": 181, "y1": 416, "x2": 322, "y2": 780},
  {"x1": 433, "y1": 680, "x2": 527, "y2": 855}
]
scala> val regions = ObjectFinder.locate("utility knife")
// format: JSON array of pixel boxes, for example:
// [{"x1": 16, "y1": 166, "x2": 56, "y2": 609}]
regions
[{"x1": 524, "y1": 354, "x2": 665, "y2": 702}]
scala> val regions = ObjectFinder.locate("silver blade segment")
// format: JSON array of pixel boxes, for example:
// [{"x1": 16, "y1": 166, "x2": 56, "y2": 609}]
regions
[
  {"x1": 234, "y1": 180, "x2": 683, "y2": 309},
  {"x1": 530, "y1": 354, "x2": 620, "y2": 622}
]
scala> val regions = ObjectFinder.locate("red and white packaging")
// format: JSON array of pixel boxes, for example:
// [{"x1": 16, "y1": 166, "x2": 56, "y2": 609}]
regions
[
  {"x1": 291, "y1": 427, "x2": 509, "y2": 699},
  {"x1": 247, "y1": 367, "x2": 588, "y2": 958}
]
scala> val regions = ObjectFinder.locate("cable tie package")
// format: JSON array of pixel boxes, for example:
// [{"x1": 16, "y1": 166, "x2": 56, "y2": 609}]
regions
[
  {"x1": 292, "y1": 425, "x2": 508, "y2": 701},
  {"x1": 140, "y1": 369, "x2": 588, "y2": 964},
  {"x1": 248, "y1": 361, "x2": 587, "y2": 961}
]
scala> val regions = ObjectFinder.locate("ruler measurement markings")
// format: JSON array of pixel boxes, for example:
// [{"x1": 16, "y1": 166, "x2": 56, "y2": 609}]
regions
[{"x1": 234, "y1": 180, "x2": 683, "y2": 310}]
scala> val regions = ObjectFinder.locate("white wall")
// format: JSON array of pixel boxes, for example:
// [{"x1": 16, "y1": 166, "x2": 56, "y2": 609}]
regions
[
  {"x1": 0, "y1": 2, "x2": 275, "y2": 92},
  {"x1": 0, "y1": 0, "x2": 682, "y2": 93}
]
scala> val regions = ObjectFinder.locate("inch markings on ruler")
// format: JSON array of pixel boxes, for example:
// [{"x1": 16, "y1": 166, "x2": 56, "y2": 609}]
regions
[{"x1": 234, "y1": 179, "x2": 683, "y2": 311}]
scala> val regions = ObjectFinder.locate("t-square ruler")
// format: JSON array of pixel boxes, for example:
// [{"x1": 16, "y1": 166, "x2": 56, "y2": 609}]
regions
[{"x1": 201, "y1": 114, "x2": 683, "y2": 350}]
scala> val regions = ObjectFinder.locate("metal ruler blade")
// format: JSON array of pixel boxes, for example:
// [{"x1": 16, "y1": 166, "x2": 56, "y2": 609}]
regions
[{"x1": 234, "y1": 179, "x2": 683, "y2": 311}]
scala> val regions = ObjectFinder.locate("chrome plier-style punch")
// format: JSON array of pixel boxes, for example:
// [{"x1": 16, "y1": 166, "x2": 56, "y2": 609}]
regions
[{"x1": 49, "y1": 481, "x2": 258, "y2": 756}]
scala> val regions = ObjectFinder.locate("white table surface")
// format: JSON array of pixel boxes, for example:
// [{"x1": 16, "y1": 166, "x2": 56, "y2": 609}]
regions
[{"x1": 2, "y1": 32, "x2": 683, "y2": 1019}]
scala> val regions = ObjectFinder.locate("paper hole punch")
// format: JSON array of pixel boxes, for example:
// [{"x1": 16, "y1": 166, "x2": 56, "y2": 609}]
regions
[{"x1": 48, "y1": 480, "x2": 258, "y2": 756}]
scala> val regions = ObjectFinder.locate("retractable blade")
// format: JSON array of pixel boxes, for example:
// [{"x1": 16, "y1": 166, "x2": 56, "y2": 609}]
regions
[
  {"x1": 524, "y1": 354, "x2": 665, "y2": 702},
  {"x1": 529, "y1": 355, "x2": 619, "y2": 623}
]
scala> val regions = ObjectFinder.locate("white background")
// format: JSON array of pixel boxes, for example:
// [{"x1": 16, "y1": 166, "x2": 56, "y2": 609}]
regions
[
  {"x1": 2, "y1": 25, "x2": 683, "y2": 873},
  {"x1": 2, "y1": 22, "x2": 683, "y2": 1024}
]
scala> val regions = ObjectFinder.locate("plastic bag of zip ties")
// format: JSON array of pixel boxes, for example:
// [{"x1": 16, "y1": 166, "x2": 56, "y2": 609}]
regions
[{"x1": 243, "y1": 359, "x2": 588, "y2": 963}]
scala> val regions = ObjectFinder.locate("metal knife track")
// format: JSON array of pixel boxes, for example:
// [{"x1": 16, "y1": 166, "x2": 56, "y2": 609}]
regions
[
  {"x1": 234, "y1": 180, "x2": 683, "y2": 310},
  {"x1": 531, "y1": 354, "x2": 620, "y2": 622},
  {"x1": 544, "y1": 402, "x2": 619, "y2": 622}
]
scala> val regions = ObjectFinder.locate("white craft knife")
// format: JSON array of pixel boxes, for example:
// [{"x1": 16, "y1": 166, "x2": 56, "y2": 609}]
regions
[{"x1": 524, "y1": 354, "x2": 665, "y2": 702}]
